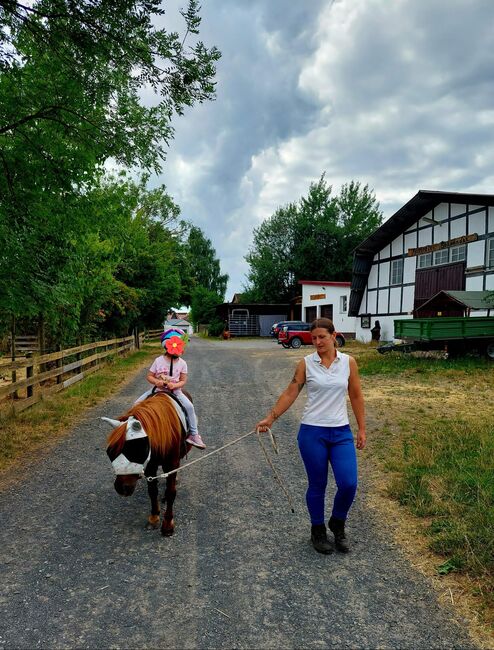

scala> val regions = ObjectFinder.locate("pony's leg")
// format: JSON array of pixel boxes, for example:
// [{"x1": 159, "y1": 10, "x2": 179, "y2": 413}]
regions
[
  {"x1": 161, "y1": 474, "x2": 177, "y2": 537},
  {"x1": 146, "y1": 469, "x2": 161, "y2": 530}
]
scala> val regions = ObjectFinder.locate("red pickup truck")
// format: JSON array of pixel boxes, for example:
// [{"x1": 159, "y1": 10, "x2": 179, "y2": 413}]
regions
[{"x1": 278, "y1": 323, "x2": 345, "y2": 349}]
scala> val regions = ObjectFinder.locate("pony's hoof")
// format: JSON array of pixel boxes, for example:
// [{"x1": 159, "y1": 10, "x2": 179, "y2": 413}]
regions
[
  {"x1": 161, "y1": 527, "x2": 175, "y2": 537},
  {"x1": 146, "y1": 516, "x2": 160, "y2": 530}
]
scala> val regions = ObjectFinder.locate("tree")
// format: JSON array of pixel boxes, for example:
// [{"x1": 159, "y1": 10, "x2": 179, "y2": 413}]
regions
[
  {"x1": 244, "y1": 176, "x2": 383, "y2": 302},
  {"x1": 244, "y1": 203, "x2": 298, "y2": 302},
  {"x1": 181, "y1": 225, "x2": 228, "y2": 304},
  {"x1": 0, "y1": 0, "x2": 221, "y2": 175},
  {"x1": 189, "y1": 285, "x2": 223, "y2": 327},
  {"x1": 0, "y1": 1, "x2": 220, "y2": 341}
]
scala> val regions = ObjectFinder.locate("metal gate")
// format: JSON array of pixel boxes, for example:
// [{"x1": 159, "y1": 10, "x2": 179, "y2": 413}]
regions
[{"x1": 228, "y1": 314, "x2": 259, "y2": 336}]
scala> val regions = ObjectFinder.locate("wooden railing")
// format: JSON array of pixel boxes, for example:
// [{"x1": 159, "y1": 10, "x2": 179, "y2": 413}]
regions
[
  {"x1": 0, "y1": 335, "x2": 136, "y2": 414},
  {"x1": 145, "y1": 329, "x2": 164, "y2": 339},
  {"x1": 8, "y1": 335, "x2": 40, "y2": 355}
]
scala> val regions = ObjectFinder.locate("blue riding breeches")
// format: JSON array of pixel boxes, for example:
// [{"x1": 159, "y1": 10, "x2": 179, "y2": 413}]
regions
[{"x1": 297, "y1": 423, "x2": 358, "y2": 525}]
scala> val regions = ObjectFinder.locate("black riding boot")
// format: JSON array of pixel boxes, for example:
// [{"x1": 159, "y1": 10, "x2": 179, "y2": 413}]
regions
[
  {"x1": 328, "y1": 516, "x2": 350, "y2": 553},
  {"x1": 311, "y1": 524, "x2": 334, "y2": 554}
]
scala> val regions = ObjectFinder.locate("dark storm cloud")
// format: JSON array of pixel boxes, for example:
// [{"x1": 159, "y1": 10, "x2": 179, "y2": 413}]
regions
[{"x1": 152, "y1": 0, "x2": 494, "y2": 297}]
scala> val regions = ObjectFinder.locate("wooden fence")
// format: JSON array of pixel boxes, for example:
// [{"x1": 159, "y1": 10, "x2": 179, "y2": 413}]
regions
[
  {"x1": 145, "y1": 329, "x2": 164, "y2": 339},
  {"x1": 8, "y1": 335, "x2": 40, "y2": 355},
  {"x1": 0, "y1": 335, "x2": 137, "y2": 414}
]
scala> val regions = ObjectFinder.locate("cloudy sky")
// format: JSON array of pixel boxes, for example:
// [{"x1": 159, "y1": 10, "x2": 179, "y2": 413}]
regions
[{"x1": 154, "y1": 0, "x2": 494, "y2": 299}]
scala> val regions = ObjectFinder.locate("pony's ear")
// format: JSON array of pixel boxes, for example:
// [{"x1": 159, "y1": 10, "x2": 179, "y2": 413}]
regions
[{"x1": 101, "y1": 417, "x2": 122, "y2": 428}]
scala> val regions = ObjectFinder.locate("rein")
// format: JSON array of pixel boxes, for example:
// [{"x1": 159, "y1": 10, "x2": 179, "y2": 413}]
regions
[{"x1": 146, "y1": 428, "x2": 295, "y2": 513}]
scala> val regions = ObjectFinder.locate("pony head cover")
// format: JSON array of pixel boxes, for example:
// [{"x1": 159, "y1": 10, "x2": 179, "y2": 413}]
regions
[{"x1": 160, "y1": 327, "x2": 189, "y2": 357}]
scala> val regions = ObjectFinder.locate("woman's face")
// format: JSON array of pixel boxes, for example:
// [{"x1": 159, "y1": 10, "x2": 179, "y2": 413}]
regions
[{"x1": 311, "y1": 327, "x2": 336, "y2": 353}]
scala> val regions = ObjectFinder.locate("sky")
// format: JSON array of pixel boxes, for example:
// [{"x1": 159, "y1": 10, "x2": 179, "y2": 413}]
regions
[{"x1": 152, "y1": 0, "x2": 494, "y2": 300}]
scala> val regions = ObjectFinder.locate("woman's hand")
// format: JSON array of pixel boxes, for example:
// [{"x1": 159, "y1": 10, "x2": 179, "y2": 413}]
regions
[
  {"x1": 356, "y1": 429, "x2": 366, "y2": 450},
  {"x1": 256, "y1": 416, "x2": 274, "y2": 432}
]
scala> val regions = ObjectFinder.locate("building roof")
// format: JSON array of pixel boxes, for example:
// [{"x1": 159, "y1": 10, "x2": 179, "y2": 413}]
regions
[
  {"x1": 415, "y1": 290, "x2": 494, "y2": 314},
  {"x1": 349, "y1": 190, "x2": 494, "y2": 316},
  {"x1": 299, "y1": 280, "x2": 351, "y2": 287},
  {"x1": 165, "y1": 318, "x2": 191, "y2": 327}
]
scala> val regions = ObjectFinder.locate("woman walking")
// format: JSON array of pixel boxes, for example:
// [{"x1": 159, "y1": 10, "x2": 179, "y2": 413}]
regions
[{"x1": 256, "y1": 318, "x2": 366, "y2": 554}]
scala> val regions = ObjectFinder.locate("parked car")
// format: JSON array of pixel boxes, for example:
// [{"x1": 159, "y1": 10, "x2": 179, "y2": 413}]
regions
[
  {"x1": 278, "y1": 324, "x2": 346, "y2": 349},
  {"x1": 270, "y1": 320, "x2": 307, "y2": 338}
]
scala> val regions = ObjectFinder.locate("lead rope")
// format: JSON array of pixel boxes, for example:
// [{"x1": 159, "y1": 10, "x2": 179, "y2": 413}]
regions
[{"x1": 146, "y1": 427, "x2": 295, "y2": 513}]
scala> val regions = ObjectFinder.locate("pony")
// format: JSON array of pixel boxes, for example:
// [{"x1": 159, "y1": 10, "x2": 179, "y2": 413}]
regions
[{"x1": 103, "y1": 393, "x2": 189, "y2": 536}]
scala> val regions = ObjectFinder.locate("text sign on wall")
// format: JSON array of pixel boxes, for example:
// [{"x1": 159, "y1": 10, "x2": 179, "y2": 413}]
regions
[
  {"x1": 309, "y1": 293, "x2": 326, "y2": 300},
  {"x1": 407, "y1": 233, "x2": 478, "y2": 257}
]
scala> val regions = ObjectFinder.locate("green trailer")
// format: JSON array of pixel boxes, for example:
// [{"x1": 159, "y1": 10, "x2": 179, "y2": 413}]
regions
[{"x1": 377, "y1": 316, "x2": 494, "y2": 359}]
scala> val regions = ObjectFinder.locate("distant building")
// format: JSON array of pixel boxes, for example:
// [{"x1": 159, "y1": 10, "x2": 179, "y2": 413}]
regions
[
  {"x1": 299, "y1": 280, "x2": 355, "y2": 338},
  {"x1": 215, "y1": 297, "x2": 292, "y2": 336},
  {"x1": 163, "y1": 317, "x2": 193, "y2": 336},
  {"x1": 349, "y1": 190, "x2": 494, "y2": 342}
]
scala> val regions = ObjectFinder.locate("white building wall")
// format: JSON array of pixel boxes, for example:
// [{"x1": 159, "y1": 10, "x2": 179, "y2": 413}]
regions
[
  {"x1": 391, "y1": 234, "x2": 403, "y2": 257},
  {"x1": 466, "y1": 275, "x2": 484, "y2": 291},
  {"x1": 389, "y1": 287, "x2": 401, "y2": 312},
  {"x1": 450, "y1": 217, "x2": 466, "y2": 238},
  {"x1": 354, "y1": 199, "x2": 494, "y2": 343},
  {"x1": 368, "y1": 263, "x2": 378, "y2": 289},
  {"x1": 301, "y1": 284, "x2": 356, "y2": 334},
  {"x1": 380, "y1": 261, "x2": 390, "y2": 285},
  {"x1": 451, "y1": 203, "x2": 466, "y2": 217},
  {"x1": 403, "y1": 257, "x2": 415, "y2": 283},
  {"x1": 469, "y1": 210, "x2": 485, "y2": 235},
  {"x1": 467, "y1": 240, "x2": 484, "y2": 267},
  {"x1": 488, "y1": 207, "x2": 494, "y2": 232}
]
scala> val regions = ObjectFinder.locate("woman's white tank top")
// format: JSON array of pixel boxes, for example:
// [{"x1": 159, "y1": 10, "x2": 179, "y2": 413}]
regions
[{"x1": 301, "y1": 350, "x2": 350, "y2": 427}]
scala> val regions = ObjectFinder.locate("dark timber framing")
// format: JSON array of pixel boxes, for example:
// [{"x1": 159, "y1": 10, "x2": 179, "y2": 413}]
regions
[{"x1": 349, "y1": 190, "x2": 494, "y2": 317}]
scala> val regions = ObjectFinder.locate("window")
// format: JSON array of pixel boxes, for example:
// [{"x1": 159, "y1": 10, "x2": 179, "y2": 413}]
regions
[
  {"x1": 391, "y1": 259, "x2": 403, "y2": 285},
  {"x1": 418, "y1": 253, "x2": 432, "y2": 268},
  {"x1": 450, "y1": 245, "x2": 466, "y2": 262},
  {"x1": 434, "y1": 248, "x2": 449, "y2": 265},
  {"x1": 488, "y1": 238, "x2": 494, "y2": 268},
  {"x1": 339, "y1": 296, "x2": 347, "y2": 313}
]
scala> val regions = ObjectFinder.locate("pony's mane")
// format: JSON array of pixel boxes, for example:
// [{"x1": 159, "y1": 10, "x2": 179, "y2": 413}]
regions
[{"x1": 106, "y1": 394, "x2": 182, "y2": 457}]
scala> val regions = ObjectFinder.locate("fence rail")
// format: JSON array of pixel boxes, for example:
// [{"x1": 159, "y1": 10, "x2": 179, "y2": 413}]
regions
[
  {"x1": 0, "y1": 335, "x2": 136, "y2": 414},
  {"x1": 145, "y1": 329, "x2": 164, "y2": 339}
]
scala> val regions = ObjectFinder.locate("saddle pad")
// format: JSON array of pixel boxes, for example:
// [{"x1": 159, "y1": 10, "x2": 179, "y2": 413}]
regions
[{"x1": 166, "y1": 393, "x2": 188, "y2": 432}]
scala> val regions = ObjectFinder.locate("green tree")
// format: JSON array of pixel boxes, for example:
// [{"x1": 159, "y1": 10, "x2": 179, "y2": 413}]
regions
[
  {"x1": 189, "y1": 285, "x2": 223, "y2": 327},
  {"x1": 244, "y1": 203, "x2": 298, "y2": 302},
  {"x1": 244, "y1": 176, "x2": 383, "y2": 302},
  {"x1": 0, "y1": 0, "x2": 220, "y2": 175},
  {"x1": 0, "y1": 1, "x2": 220, "y2": 341},
  {"x1": 181, "y1": 225, "x2": 228, "y2": 304}
]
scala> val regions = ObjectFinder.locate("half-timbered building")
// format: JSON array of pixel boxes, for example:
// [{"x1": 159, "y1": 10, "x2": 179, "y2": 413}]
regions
[{"x1": 349, "y1": 190, "x2": 494, "y2": 341}]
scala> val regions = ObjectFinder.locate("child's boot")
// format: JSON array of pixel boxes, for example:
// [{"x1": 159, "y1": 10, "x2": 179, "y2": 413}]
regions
[{"x1": 186, "y1": 433, "x2": 206, "y2": 449}]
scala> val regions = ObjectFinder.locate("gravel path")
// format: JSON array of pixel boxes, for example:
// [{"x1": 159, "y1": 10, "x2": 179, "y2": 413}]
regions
[{"x1": 0, "y1": 337, "x2": 477, "y2": 649}]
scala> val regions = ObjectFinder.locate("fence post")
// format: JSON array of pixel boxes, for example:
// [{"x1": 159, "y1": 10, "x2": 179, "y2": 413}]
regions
[
  {"x1": 11, "y1": 314, "x2": 18, "y2": 400},
  {"x1": 56, "y1": 344, "x2": 63, "y2": 384},
  {"x1": 26, "y1": 352, "x2": 34, "y2": 398}
]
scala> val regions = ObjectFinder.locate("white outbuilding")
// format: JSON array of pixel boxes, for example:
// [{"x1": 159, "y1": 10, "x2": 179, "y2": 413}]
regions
[
  {"x1": 299, "y1": 280, "x2": 356, "y2": 338},
  {"x1": 349, "y1": 190, "x2": 494, "y2": 342}
]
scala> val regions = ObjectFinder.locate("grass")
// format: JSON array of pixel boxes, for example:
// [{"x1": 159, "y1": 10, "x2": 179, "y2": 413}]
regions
[
  {"x1": 0, "y1": 342, "x2": 161, "y2": 474},
  {"x1": 347, "y1": 340, "x2": 494, "y2": 621}
]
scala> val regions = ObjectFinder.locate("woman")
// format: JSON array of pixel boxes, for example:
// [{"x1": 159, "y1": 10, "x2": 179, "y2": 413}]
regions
[{"x1": 256, "y1": 318, "x2": 366, "y2": 554}]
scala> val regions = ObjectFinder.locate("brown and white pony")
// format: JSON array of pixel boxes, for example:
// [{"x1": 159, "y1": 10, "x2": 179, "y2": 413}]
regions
[{"x1": 104, "y1": 393, "x2": 188, "y2": 536}]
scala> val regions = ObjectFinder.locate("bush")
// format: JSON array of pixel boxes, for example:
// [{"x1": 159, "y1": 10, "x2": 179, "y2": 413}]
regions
[{"x1": 208, "y1": 317, "x2": 225, "y2": 337}]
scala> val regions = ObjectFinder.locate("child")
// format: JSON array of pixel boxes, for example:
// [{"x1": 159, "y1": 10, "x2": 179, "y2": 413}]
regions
[{"x1": 145, "y1": 327, "x2": 206, "y2": 449}]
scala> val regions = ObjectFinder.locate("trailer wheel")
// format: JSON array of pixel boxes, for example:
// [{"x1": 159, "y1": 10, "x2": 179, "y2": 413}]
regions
[{"x1": 486, "y1": 342, "x2": 494, "y2": 360}]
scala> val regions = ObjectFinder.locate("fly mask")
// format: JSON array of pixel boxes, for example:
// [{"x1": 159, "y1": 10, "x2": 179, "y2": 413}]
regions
[{"x1": 105, "y1": 416, "x2": 151, "y2": 475}]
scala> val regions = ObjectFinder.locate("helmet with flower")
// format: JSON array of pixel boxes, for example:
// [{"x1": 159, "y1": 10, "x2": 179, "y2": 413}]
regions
[{"x1": 160, "y1": 327, "x2": 189, "y2": 358}]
